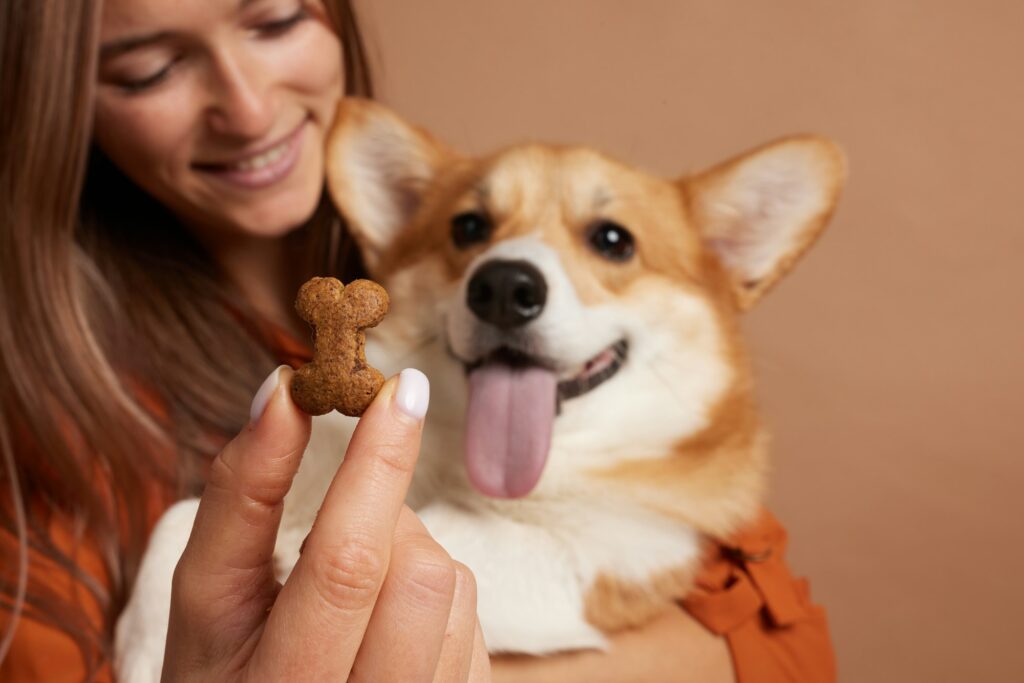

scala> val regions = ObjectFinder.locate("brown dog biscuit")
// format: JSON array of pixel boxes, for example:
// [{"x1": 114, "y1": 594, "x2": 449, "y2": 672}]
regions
[{"x1": 291, "y1": 277, "x2": 390, "y2": 417}]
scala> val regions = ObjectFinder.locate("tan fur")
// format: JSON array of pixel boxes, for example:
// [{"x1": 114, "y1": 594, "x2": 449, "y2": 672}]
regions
[
  {"x1": 325, "y1": 98, "x2": 845, "y2": 640},
  {"x1": 584, "y1": 556, "x2": 706, "y2": 633},
  {"x1": 588, "y1": 249, "x2": 768, "y2": 540}
]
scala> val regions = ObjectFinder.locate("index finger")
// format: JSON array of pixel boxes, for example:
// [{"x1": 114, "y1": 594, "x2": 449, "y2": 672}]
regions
[
  {"x1": 172, "y1": 365, "x2": 310, "y2": 608},
  {"x1": 252, "y1": 368, "x2": 430, "y2": 680}
]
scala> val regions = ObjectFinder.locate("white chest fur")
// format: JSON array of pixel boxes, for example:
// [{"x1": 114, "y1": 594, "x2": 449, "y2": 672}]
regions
[
  {"x1": 418, "y1": 497, "x2": 700, "y2": 654},
  {"x1": 278, "y1": 411, "x2": 701, "y2": 655}
]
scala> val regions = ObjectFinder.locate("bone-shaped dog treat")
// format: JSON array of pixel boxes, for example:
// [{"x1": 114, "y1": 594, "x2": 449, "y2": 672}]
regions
[{"x1": 290, "y1": 277, "x2": 390, "y2": 417}]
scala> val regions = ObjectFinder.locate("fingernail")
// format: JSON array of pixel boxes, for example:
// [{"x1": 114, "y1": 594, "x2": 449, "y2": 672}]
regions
[
  {"x1": 394, "y1": 368, "x2": 430, "y2": 420},
  {"x1": 250, "y1": 365, "x2": 288, "y2": 424}
]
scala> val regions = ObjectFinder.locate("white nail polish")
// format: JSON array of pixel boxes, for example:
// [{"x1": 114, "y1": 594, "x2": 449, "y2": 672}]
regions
[
  {"x1": 250, "y1": 365, "x2": 288, "y2": 424},
  {"x1": 395, "y1": 368, "x2": 430, "y2": 420}
]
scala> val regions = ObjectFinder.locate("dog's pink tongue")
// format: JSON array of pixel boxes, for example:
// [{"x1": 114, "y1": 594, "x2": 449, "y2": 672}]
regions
[{"x1": 465, "y1": 363, "x2": 557, "y2": 498}]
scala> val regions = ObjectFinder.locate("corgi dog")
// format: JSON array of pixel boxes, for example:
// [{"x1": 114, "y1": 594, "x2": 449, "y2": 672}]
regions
[{"x1": 115, "y1": 97, "x2": 844, "y2": 678}]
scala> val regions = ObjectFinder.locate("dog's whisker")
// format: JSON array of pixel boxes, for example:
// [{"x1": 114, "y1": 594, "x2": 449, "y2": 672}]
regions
[{"x1": 639, "y1": 352, "x2": 696, "y2": 417}]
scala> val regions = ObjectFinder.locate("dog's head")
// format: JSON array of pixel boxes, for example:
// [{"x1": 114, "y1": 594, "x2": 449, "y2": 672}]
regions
[{"x1": 326, "y1": 98, "x2": 844, "y2": 526}]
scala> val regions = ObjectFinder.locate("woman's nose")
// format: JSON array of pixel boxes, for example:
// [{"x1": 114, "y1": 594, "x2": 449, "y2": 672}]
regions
[{"x1": 203, "y1": 49, "x2": 277, "y2": 140}]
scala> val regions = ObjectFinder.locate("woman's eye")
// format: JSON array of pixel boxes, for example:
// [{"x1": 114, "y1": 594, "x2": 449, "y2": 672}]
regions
[
  {"x1": 257, "y1": 5, "x2": 309, "y2": 36},
  {"x1": 451, "y1": 211, "x2": 493, "y2": 249},
  {"x1": 119, "y1": 60, "x2": 178, "y2": 94},
  {"x1": 587, "y1": 220, "x2": 635, "y2": 262}
]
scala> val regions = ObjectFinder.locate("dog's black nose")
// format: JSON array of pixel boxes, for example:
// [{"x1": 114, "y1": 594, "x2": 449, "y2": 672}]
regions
[{"x1": 466, "y1": 260, "x2": 548, "y2": 329}]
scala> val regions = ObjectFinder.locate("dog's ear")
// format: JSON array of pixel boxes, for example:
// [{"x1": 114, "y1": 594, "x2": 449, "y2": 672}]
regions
[
  {"x1": 325, "y1": 97, "x2": 455, "y2": 272},
  {"x1": 682, "y1": 136, "x2": 845, "y2": 310}
]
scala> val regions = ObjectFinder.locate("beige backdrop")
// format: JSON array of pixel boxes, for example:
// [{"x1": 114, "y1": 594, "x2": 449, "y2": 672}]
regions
[{"x1": 359, "y1": 1, "x2": 1024, "y2": 680}]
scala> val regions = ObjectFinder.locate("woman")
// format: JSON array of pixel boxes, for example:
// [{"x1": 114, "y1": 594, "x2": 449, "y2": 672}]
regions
[{"x1": 0, "y1": 0, "x2": 831, "y2": 681}]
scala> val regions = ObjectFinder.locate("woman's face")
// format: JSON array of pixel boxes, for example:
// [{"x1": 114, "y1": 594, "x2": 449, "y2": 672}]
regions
[{"x1": 94, "y1": 0, "x2": 344, "y2": 241}]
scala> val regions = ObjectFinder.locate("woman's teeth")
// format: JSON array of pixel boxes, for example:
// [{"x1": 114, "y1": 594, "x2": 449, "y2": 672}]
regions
[
  {"x1": 232, "y1": 141, "x2": 289, "y2": 171},
  {"x1": 194, "y1": 120, "x2": 306, "y2": 189}
]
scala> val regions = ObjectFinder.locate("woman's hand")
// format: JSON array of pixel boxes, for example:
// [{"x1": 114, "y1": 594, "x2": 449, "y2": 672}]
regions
[
  {"x1": 163, "y1": 366, "x2": 491, "y2": 681},
  {"x1": 490, "y1": 607, "x2": 735, "y2": 683}
]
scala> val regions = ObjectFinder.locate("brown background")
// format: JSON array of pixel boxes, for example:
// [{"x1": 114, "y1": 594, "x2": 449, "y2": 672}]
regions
[{"x1": 358, "y1": 1, "x2": 1024, "y2": 680}]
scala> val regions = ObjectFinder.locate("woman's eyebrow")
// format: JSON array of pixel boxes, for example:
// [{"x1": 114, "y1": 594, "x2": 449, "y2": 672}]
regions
[
  {"x1": 100, "y1": 31, "x2": 173, "y2": 59},
  {"x1": 100, "y1": 0, "x2": 265, "y2": 58}
]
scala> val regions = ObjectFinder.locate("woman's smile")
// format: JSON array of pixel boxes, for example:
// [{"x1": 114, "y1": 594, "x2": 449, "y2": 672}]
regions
[{"x1": 193, "y1": 116, "x2": 308, "y2": 190}]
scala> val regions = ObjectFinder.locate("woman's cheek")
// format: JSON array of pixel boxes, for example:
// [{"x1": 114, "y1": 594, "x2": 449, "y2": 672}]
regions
[
  {"x1": 269, "y1": 25, "x2": 344, "y2": 114},
  {"x1": 93, "y1": 89, "x2": 203, "y2": 195},
  {"x1": 303, "y1": 2, "x2": 347, "y2": 93}
]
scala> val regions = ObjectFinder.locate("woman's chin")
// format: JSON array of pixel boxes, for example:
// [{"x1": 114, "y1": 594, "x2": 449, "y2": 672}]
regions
[
  {"x1": 184, "y1": 190, "x2": 323, "y2": 243},
  {"x1": 230, "y1": 206, "x2": 318, "y2": 239}
]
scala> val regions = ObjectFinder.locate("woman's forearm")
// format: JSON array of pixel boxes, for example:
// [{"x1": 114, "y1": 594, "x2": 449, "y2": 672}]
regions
[{"x1": 490, "y1": 606, "x2": 734, "y2": 683}]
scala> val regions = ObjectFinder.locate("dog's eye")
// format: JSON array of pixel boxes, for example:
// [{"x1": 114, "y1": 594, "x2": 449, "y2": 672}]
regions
[
  {"x1": 587, "y1": 221, "x2": 635, "y2": 261},
  {"x1": 451, "y1": 211, "x2": 493, "y2": 248}
]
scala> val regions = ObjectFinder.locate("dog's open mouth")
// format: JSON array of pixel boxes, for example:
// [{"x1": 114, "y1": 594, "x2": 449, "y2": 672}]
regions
[
  {"x1": 557, "y1": 339, "x2": 629, "y2": 402},
  {"x1": 461, "y1": 340, "x2": 628, "y2": 500},
  {"x1": 465, "y1": 339, "x2": 629, "y2": 402}
]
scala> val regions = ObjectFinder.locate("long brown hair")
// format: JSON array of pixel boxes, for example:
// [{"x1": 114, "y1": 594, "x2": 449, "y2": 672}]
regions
[{"x1": 0, "y1": 0, "x2": 373, "y2": 677}]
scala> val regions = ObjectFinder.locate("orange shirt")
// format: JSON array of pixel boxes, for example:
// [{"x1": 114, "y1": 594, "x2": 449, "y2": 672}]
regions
[
  {"x1": 1, "y1": 326, "x2": 835, "y2": 682},
  {"x1": 0, "y1": 511, "x2": 112, "y2": 682}
]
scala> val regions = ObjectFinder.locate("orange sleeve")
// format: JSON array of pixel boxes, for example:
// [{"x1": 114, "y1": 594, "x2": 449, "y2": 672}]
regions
[
  {"x1": 0, "y1": 616, "x2": 112, "y2": 683},
  {"x1": 682, "y1": 510, "x2": 837, "y2": 683},
  {"x1": 1, "y1": 511, "x2": 114, "y2": 682},
  {"x1": 0, "y1": 376, "x2": 179, "y2": 682}
]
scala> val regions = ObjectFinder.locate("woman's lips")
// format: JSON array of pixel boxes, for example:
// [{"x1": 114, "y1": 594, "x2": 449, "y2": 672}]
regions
[{"x1": 193, "y1": 120, "x2": 307, "y2": 190}]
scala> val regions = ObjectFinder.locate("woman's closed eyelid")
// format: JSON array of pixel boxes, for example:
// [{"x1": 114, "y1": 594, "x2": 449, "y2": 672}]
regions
[
  {"x1": 253, "y1": 4, "x2": 310, "y2": 36},
  {"x1": 104, "y1": 7, "x2": 308, "y2": 95},
  {"x1": 102, "y1": 53, "x2": 182, "y2": 94}
]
